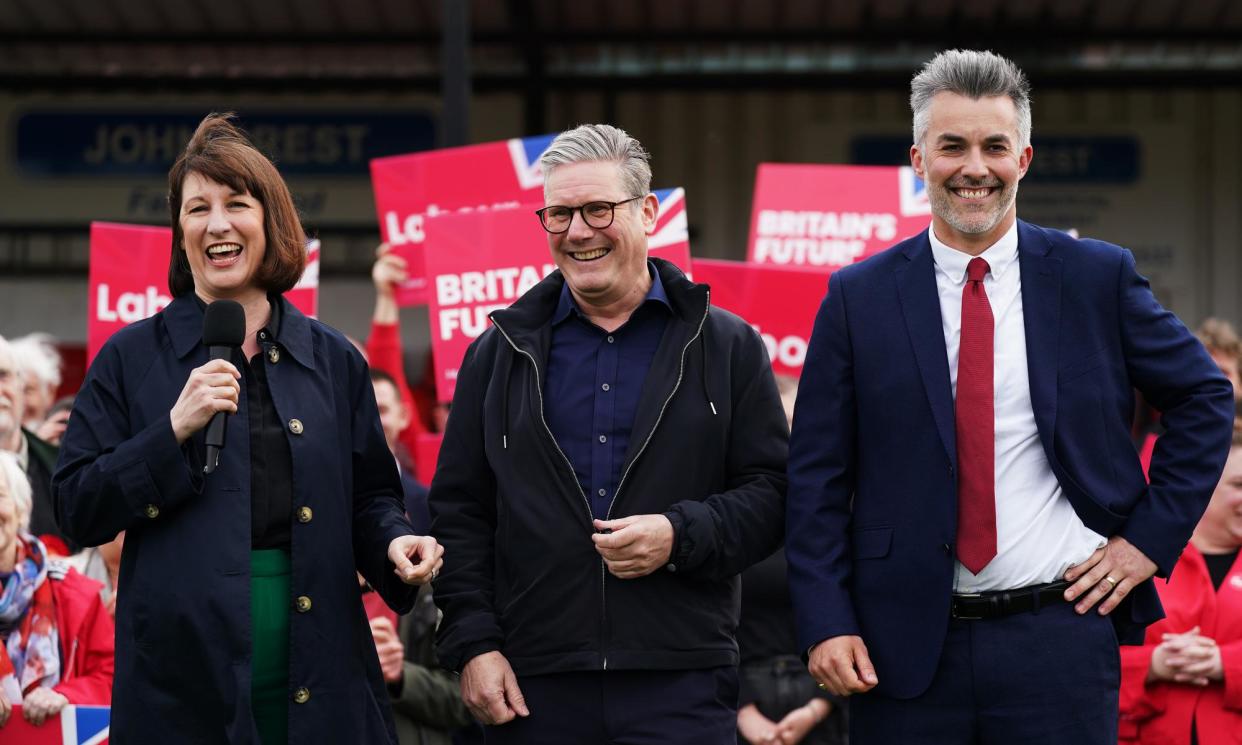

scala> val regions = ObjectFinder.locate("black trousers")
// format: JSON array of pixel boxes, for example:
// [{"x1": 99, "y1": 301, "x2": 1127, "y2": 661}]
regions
[{"x1": 483, "y1": 667, "x2": 738, "y2": 745}]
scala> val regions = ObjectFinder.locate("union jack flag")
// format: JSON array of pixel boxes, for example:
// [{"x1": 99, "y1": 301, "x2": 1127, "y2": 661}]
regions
[
  {"x1": 507, "y1": 134, "x2": 557, "y2": 190},
  {"x1": 898, "y1": 166, "x2": 931, "y2": 217},
  {"x1": 5, "y1": 704, "x2": 109, "y2": 744},
  {"x1": 650, "y1": 187, "x2": 689, "y2": 250}
]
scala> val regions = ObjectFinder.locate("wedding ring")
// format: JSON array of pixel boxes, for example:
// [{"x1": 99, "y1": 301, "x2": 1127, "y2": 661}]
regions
[{"x1": 1104, "y1": 575, "x2": 1118, "y2": 587}]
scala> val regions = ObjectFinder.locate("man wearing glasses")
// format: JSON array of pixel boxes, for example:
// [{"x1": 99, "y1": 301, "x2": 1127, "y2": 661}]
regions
[{"x1": 430, "y1": 123, "x2": 788, "y2": 743}]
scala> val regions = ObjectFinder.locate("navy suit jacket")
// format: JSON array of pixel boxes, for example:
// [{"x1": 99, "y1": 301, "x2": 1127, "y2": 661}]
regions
[{"x1": 786, "y1": 220, "x2": 1235, "y2": 699}]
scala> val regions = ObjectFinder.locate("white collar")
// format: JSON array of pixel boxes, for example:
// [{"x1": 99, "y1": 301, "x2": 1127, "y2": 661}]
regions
[{"x1": 928, "y1": 220, "x2": 1019, "y2": 284}]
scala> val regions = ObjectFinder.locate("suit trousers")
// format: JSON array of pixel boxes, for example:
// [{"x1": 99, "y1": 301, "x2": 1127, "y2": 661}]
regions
[
  {"x1": 483, "y1": 667, "x2": 739, "y2": 745},
  {"x1": 851, "y1": 600, "x2": 1119, "y2": 745}
]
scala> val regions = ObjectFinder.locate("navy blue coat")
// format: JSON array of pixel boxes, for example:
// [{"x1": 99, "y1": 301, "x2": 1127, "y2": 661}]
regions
[
  {"x1": 786, "y1": 221, "x2": 1236, "y2": 700},
  {"x1": 54, "y1": 294, "x2": 417, "y2": 744}
]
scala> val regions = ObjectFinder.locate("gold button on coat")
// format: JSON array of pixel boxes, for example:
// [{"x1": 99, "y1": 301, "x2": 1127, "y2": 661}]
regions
[
  {"x1": 288, "y1": 418, "x2": 303, "y2": 435},
  {"x1": 297, "y1": 506, "x2": 313, "y2": 523},
  {"x1": 143, "y1": 504, "x2": 159, "y2": 519},
  {"x1": 295, "y1": 595, "x2": 312, "y2": 612},
  {"x1": 293, "y1": 687, "x2": 310, "y2": 704},
  {"x1": 267, "y1": 347, "x2": 281, "y2": 364}
]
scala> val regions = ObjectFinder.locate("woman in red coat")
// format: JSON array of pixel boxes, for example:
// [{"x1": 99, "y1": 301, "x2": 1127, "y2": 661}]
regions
[
  {"x1": 1119, "y1": 431, "x2": 1242, "y2": 744},
  {"x1": 0, "y1": 450, "x2": 114, "y2": 729}
]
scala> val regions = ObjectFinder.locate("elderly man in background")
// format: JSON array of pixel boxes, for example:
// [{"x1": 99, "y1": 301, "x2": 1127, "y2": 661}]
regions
[
  {"x1": 9, "y1": 334, "x2": 62, "y2": 435},
  {"x1": 431, "y1": 123, "x2": 788, "y2": 744},
  {"x1": 0, "y1": 336, "x2": 72, "y2": 555}
]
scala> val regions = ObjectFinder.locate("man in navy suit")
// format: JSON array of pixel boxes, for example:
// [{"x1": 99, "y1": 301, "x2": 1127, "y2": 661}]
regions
[{"x1": 786, "y1": 49, "x2": 1235, "y2": 745}]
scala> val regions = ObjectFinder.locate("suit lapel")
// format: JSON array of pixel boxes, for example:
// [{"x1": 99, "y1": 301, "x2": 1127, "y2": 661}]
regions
[
  {"x1": 1017, "y1": 221, "x2": 1062, "y2": 448},
  {"x1": 895, "y1": 233, "x2": 957, "y2": 471}
]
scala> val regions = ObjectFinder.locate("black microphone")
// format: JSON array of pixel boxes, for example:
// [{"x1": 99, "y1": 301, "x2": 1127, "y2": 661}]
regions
[{"x1": 201, "y1": 300, "x2": 246, "y2": 474}]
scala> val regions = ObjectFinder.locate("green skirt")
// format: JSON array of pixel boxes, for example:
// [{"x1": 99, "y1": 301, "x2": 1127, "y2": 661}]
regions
[{"x1": 251, "y1": 549, "x2": 291, "y2": 745}]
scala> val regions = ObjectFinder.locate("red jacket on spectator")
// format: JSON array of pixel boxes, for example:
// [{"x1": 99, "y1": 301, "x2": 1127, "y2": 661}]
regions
[
  {"x1": 49, "y1": 562, "x2": 115, "y2": 705},
  {"x1": 1119, "y1": 546, "x2": 1242, "y2": 744}
]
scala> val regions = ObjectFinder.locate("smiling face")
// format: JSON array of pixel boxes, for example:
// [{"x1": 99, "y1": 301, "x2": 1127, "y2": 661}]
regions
[
  {"x1": 543, "y1": 160, "x2": 658, "y2": 310},
  {"x1": 911, "y1": 91, "x2": 1033, "y2": 254},
  {"x1": 179, "y1": 171, "x2": 268, "y2": 304}
]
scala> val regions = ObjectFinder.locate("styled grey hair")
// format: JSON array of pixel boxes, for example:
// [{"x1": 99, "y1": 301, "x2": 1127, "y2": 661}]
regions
[
  {"x1": 11, "y1": 333, "x2": 61, "y2": 388},
  {"x1": 540, "y1": 124, "x2": 652, "y2": 198},
  {"x1": 911, "y1": 49, "x2": 1032, "y2": 149},
  {"x1": 0, "y1": 450, "x2": 32, "y2": 533}
]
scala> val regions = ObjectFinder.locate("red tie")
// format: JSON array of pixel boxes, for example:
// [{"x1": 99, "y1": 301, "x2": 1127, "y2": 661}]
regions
[{"x1": 956, "y1": 257, "x2": 996, "y2": 574}]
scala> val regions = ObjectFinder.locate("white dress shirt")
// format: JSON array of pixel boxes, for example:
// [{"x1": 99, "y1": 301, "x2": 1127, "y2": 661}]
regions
[{"x1": 928, "y1": 222, "x2": 1105, "y2": 593}]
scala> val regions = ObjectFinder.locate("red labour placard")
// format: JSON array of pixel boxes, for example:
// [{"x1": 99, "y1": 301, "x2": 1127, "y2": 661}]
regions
[
  {"x1": 747, "y1": 163, "x2": 932, "y2": 271},
  {"x1": 370, "y1": 135, "x2": 556, "y2": 306},
  {"x1": 689, "y1": 258, "x2": 830, "y2": 379}
]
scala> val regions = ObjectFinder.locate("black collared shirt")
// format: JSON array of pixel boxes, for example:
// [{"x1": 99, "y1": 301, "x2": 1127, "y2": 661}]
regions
[
  {"x1": 191, "y1": 294, "x2": 294, "y2": 548},
  {"x1": 543, "y1": 263, "x2": 671, "y2": 517},
  {"x1": 243, "y1": 298, "x2": 294, "y2": 549}
]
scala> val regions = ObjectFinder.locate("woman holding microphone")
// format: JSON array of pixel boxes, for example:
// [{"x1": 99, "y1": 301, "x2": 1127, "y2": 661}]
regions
[{"x1": 53, "y1": 113, "x2": 442, "y2": 744}]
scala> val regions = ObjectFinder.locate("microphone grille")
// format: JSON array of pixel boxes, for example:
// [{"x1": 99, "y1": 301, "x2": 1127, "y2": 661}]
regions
[{"x1": 202, "y1": 300, "x2": 247, "y2": 347}]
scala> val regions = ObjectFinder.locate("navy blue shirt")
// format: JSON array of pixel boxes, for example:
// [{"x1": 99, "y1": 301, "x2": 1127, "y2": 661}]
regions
[{"x1": 544, "y1": 264, "x2": 671, "y2": 517}]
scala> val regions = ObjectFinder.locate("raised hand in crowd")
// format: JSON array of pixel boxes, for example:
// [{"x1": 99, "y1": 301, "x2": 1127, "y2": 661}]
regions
[
  {"x1": 34, "y1": 407, "x2": 70, "y2": 446},
  {"x1": 369, "y1": 616, "x2": 406, "y2": 684},
  {"x1": 372, "y1": 242, "x2": 408, "y2": 324}
]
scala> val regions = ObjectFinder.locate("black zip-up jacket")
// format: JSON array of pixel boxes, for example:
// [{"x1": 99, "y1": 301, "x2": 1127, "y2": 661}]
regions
[{"x1": 430, "y1": 258, "x2": 788, "y2": 676}]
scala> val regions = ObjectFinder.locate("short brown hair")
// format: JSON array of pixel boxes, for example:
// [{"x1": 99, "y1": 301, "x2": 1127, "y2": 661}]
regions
[
  {"x1": 167, "y1": 113, "x2": 306, "y2": 297},
  {"x1": 1197, "y1": 317, "x2": 1241, "y2": 359}
]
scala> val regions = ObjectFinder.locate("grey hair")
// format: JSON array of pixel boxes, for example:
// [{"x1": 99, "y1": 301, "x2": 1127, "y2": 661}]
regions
[
  {"x1": 10, "y1": 333, "x2": 61, "y2": 388},
  {"x1": 540, "y1": 124, "x2": 652, "y2": 198},
  {"x1": 911, "y1": 49, "x2": 1032, "y2": 149},
  {"x1": 0, "y1": 450, "x2": 32, "y2": 533}
]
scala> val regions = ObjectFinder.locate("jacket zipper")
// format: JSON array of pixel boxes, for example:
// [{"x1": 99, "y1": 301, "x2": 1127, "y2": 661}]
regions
[
  {"x1": 601, "y1": 293, "x2": 710, "y2": 669},
  {"x1": 491, "y1": 321, "x2": 606, "y2": 667},
  {"x1": 605, "y1": 291, "x2": 710, "y2": 521},
  {"x1": 491, "y1": 321, "x2": 595, "y2": 522},
  {"x1": 492, "y1": 291, "x2": 710, "y2": 671}
]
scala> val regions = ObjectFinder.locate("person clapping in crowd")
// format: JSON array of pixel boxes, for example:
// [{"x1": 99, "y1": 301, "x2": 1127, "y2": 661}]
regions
[
  {"x1": 0, "y1": 451, "x2": 113, "y2": 729},
  {"x1": 1118, "y1": 427, "x2": 1242, "y2": 744}
]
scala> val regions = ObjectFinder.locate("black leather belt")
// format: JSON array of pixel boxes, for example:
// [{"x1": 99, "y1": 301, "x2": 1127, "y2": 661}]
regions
[{"x1": 950, "y1": 580, "x2": 1071, "y2": 620}]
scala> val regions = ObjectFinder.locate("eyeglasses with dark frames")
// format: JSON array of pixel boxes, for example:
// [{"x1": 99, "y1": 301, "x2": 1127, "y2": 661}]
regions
[{"x1": 534, "y1": 196, "x2": 643, "y2": 234}]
